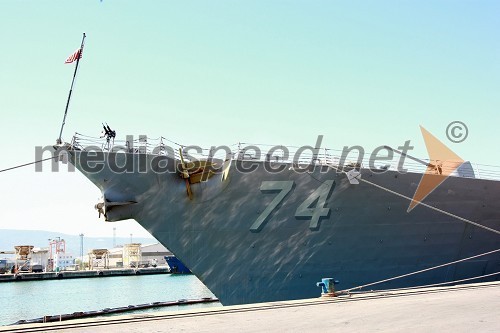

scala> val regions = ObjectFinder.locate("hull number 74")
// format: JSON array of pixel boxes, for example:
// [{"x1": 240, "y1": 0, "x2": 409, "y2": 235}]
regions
[{"x1": 250, "y1": 180, "x2": 335, "y2": 232}]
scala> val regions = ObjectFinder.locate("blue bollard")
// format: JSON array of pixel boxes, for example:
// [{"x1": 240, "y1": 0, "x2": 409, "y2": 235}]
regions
[{"x1": 316, "y1": 278, "x2": 339, "y2": 297}]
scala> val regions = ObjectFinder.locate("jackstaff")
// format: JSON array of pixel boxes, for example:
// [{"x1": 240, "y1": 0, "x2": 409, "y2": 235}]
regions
[{"x1": 57, "y1": 32, "x2": 86, "y2": 145}]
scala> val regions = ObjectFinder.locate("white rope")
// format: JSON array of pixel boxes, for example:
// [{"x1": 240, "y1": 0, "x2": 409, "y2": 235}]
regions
[
  {"x1": 329, "y1": 165, "x2": 500, "y2": 236},
  {"x1": 325, "y1": 164, "x2": 500, "y2": 292},
  {"x1": 340, "y1": 248, "x2": 500, "y2": 293},
  {"x1": 350, "y1": 271, "x2": 500, "y2": 294},
  {"x1": 360, "y1": 177, "x2": 500, "y2": 235},
  {"x1": 0, "y1": 156, "x2": 59, "y2": 173}
]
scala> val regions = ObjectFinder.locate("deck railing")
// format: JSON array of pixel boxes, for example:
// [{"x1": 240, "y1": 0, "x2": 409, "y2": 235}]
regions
[{"x1": 69, "y1": 133, "x2": 500, "y2": 181}]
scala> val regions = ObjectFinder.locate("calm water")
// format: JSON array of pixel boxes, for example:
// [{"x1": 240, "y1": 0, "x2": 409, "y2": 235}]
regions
[{"x1": 0, "y1": 274, "x2": 220, "y2": 326}]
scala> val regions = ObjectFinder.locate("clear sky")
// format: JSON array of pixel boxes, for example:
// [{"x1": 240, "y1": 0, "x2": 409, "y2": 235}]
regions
[{"x1": 0, "y1": 1, "x2": 499, "y2": 239}]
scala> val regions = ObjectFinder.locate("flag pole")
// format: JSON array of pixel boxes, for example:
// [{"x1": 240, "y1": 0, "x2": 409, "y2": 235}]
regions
[{"x1": 57, "y1": 32, "x2": 86, "y2": 145}]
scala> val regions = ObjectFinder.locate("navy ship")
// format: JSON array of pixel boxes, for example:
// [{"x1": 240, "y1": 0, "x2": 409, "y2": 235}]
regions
[
  {"x1": 58, "y1": 132, "x2": 500, "y2": 305},
  {"x1": 165, "y1": 255, "x2": 192, "y2": 274}
]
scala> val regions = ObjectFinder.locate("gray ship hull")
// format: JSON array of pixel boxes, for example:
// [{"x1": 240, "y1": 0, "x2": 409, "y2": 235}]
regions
[{"x1": 69, "y1": 151, "x2": 500, "y2": 305}]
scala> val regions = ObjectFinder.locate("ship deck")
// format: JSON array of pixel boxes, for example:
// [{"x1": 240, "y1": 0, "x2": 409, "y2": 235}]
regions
[{"x1": 2, "y1": 281, "x2": 498, "y2": 332}]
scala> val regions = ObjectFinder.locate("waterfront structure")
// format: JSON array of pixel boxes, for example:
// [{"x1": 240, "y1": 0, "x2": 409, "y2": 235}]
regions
[
  {"x1": 122, "y1": 244, "x2": 141, "y2": 268},
  {"x1": 88, "y1": 249, "x2": 109, "y2": 270},
  {"x1": 31, "y1": 248, "x2": 49, "y2": 271},
  {"x1": 54, "y1": 252, "x2": 75, "y2": 271}
]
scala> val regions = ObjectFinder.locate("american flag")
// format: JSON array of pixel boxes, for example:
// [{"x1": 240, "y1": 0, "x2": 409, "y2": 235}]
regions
[{"x1": 64, "y1": 48, "x2": 82, "y2": 64}]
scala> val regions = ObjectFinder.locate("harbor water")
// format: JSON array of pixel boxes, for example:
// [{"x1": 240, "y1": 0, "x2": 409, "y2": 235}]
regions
[{"x1": 0, "y1": 274, "x2": 219, "y2": 326}]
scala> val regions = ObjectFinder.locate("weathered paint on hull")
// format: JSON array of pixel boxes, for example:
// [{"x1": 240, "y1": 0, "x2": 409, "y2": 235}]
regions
[{"x1": 71, "y1": 152, "x2": 500, "y2": 305}]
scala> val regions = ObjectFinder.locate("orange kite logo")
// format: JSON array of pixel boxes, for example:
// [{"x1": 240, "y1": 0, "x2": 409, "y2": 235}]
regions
[{"x1": 408, "y1": 126, "x2": 464, "y2": 212}]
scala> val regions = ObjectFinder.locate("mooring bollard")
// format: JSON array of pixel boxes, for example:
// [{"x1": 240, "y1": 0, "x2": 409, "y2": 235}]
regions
[{"x1": 316, "y1": 278, "x2": 339, "y2": 297}]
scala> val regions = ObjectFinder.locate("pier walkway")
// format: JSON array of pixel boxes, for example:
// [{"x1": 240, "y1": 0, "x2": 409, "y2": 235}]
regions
[{"x1": 1, "y1": 281, "x2": 498, "y2": 332}]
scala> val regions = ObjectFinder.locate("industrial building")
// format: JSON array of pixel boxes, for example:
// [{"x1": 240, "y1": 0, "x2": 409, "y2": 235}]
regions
[
  {"x1": 31, "y1": 248, "x2": 49, "y2": 271},
  {"x1": 107, "y1": 243, "x2": 172, "y2": 268},
  {"x1": 2, "y1": 242, "x2": 172, "y2": 272}
]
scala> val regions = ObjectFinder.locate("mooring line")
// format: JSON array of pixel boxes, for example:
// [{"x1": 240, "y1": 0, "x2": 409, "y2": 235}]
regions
[
  {"x1": 328, "y1": 164, "x2": 500, "y2": 236},
  {"x1": 338, "y1": 248, "x2": 500, "y2": 293},
  {"x1": 0, "y1": 156, "x2": 59, "y2": 173}
]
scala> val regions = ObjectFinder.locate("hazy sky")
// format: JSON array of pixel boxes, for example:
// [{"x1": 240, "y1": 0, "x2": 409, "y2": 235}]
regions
[{"x1": 0, "y1": 1, "x2": 499, "y2": 239}]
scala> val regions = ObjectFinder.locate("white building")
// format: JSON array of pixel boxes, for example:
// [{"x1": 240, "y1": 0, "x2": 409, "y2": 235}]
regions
[
  {"x1": 54, "y1": 252, "x2": 74, "y2": 271},
  {"x1": 31, "y1": 247, "x2": 49, "y2": 271},
  {"x1": 141, "y1": 243, "x2": 172, "y2": 265},
  {"x1": 107, "y1": 243, "x2": 172, "y2": 268}
]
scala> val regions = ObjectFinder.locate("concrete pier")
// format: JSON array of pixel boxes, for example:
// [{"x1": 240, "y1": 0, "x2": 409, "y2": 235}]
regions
[{"x1": 1, "y1": 281, "x2": 498, "y2": 332}]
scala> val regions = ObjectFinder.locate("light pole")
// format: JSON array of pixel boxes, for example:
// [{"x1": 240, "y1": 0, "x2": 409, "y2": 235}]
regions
[{"x1": 79, "y1": 233, "x2": 84, "y2": 267}]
